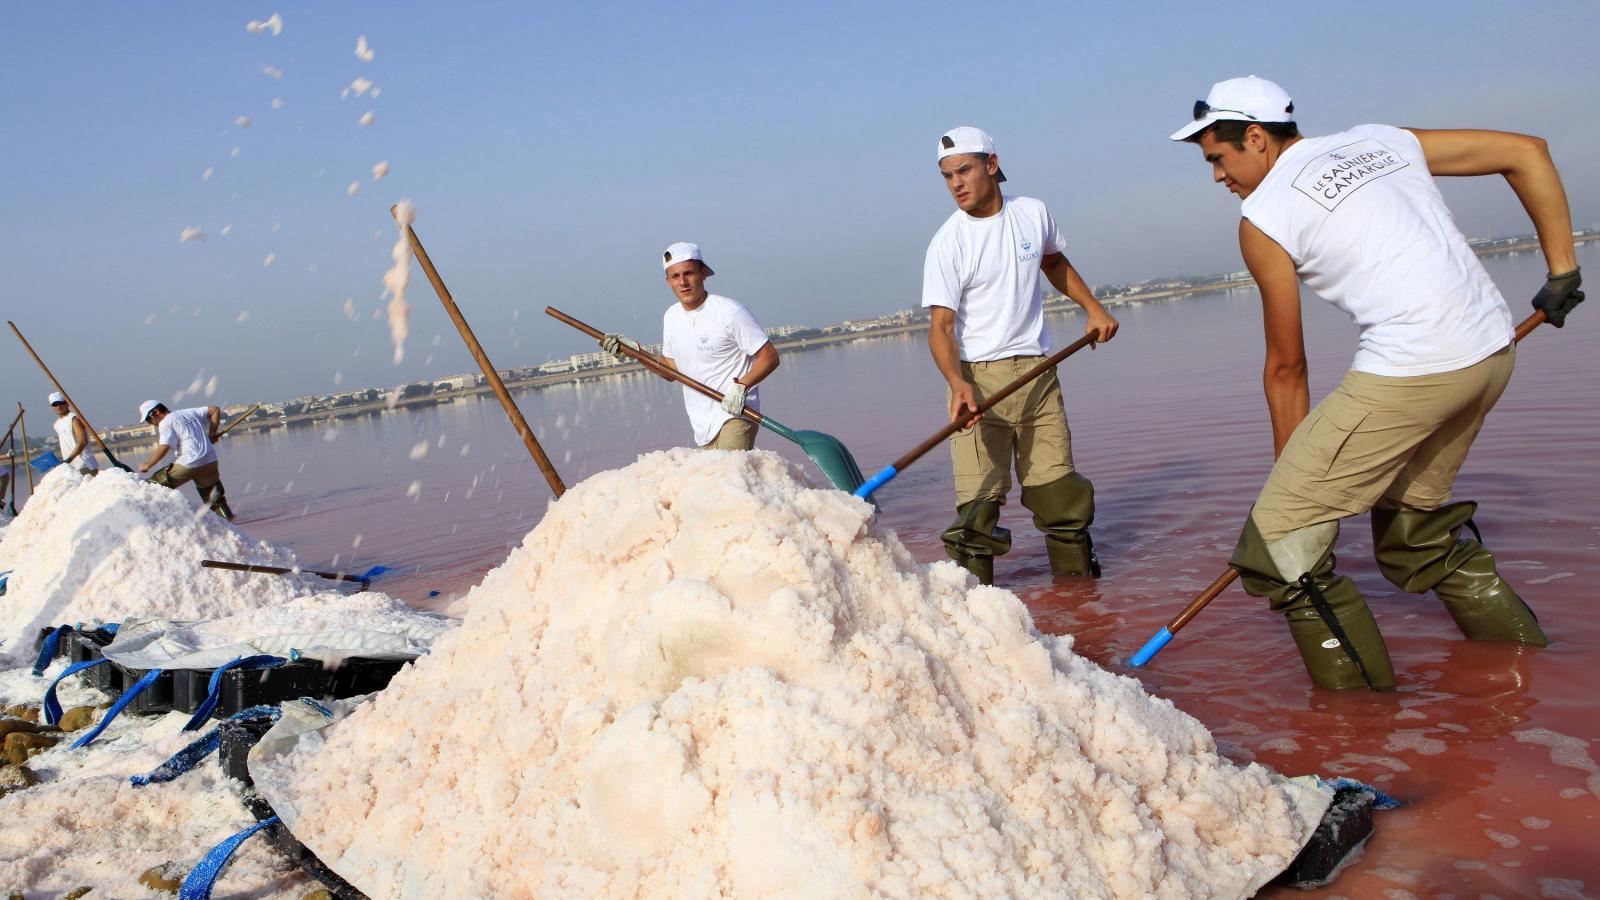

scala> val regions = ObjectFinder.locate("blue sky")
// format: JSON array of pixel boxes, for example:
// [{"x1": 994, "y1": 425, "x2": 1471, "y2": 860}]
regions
[{"x1": 3, "y1": 1, "x2": 1596, "y2": 429}]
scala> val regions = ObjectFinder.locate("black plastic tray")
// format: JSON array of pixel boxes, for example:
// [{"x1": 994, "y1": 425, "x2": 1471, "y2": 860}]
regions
[{"x1": 1272, "y1": 788, "x2": 1376, "y2": 888}]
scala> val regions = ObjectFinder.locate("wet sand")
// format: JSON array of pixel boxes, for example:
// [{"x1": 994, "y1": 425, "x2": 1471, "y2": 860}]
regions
[{"x1": 223, "y1": 245, "x2": 1600, "y2": 894}]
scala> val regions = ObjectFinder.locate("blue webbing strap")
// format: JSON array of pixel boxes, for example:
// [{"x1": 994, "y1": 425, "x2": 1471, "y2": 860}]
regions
[
  {"x1": 70, "y1": 668, "x2": 164, "y2": 749},
  {"x1": 0, "y1": 571, "x2": 9, "y2": 595},
  {"x1": 130, "y1": 705, "x2": 282, "y2": 787},
  {"x1": 182, "y1": 655, "x2": 289, "y2": 732},
  {"x1": 42, "y1": 657, "x2": 110, "y2": 725},
  {"x1": 179, "y1": 815, "x2": 280, "y2": 900},
  {"x1": 1320, "y1": 775, "x2": 1403, "y2": 810},
  {"x1": 31, "y1": 625, "x2": 72, "y2": 676}
]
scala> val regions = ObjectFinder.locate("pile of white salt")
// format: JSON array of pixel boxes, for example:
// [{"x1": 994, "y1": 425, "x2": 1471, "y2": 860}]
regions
[
  {"x1": 265, "y1": 449, "x2": 1320, "y2": 897},
  {"x1": 0, "y1": 467, "x2": 315, "y2": 664}
]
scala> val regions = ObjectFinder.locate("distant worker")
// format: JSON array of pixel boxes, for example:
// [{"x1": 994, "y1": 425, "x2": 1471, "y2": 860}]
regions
[
  {"x1": 48, "y1": 391, "x2": 99, "y2": 476},
  {"x1": 136, "y1": 400, "x2": 235, "y2": 520},
  {"x1": 601, "y1": 242, "x2": 780, "y2": 450},
  {"x1": 1171, "y1": 76, "x2": 1583, "y2": 690},
  {"x1": 923, "y1": 126, "x2": 1119, "y2": 585}
]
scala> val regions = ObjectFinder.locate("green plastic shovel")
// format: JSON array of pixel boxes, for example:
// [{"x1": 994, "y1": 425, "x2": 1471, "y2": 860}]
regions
[{"x1": 546, "y1": 307, "x2": 866, "y2": 493}]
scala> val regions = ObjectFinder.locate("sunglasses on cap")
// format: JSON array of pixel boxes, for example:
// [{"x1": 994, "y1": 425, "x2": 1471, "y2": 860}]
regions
[
  {"x1": 50, "y1": 400, "x2": 68, "y2": 408},
  {"x1": 1192, "y1": 99, "x2": 1293, "y2": 121}
]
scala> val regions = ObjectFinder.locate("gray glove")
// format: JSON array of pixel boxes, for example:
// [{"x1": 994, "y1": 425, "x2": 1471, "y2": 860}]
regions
[
  {"x1": 1532, "y1": 267, "x2": 1583, "y2": 328},
  {"x1": 721, "y1": 381, "x2": 747, "y2": 416},
  {"x1": 600, "y1": 332, "x2": 641, "y2": 362}
]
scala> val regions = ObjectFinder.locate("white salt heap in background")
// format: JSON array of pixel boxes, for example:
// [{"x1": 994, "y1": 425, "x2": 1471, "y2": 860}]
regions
[
  {"x1": 267, "y1": 450, "x2": 1317, "y2": 898},
  {"x1": 0, "y1": 467, "x2": 314, "y2": 664}
]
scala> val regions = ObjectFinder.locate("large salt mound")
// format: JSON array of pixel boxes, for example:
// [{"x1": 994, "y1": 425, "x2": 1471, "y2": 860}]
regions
[
  {"x1": 268, "y1": 449, "x2": 1317, "y2": 897},
  {"x1": 0, "y1": 467, "x2": 315, "y2": 664}
]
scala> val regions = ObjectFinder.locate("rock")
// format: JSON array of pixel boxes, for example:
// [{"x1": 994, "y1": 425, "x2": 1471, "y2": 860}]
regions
[
  {"x1": 12, "y1": 707, "x2": 40, "y2": 724},
  {"x1": 0, "y1": 764, "x2": 38, "y2": 798},
  {"x1": 0, "y1": 719, "x2": 40, "y2": 740},
  {"x1": 57, "y1": 706, "x2": 98, "y2": 733},
  {"x1": 138, "y1": 861, "x2": 185, "y2": 893},
  {"x1": 2, "y1": 732, "x2": 59, "y2": 765}
]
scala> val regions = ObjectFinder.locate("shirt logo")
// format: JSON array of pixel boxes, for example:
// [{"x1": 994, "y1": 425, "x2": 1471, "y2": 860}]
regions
[
  {"x1": 1017, "y1": 238, "x2": 1039, "y2": 263},
  {"x1": 1291, "y1": 137, "x2": 1410, "y2": 212}
]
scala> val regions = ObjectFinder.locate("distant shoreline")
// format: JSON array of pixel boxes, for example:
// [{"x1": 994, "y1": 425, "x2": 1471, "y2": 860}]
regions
[{"x1": 64, "y1": 232, "x2": 1595, "y2": 458}]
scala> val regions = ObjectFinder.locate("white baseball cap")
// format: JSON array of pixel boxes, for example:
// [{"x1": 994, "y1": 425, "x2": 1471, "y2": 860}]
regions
[
  {"x1": 48, "y1": 391, "x2": 66, "y2": 405},
  {"x1": 1169, "y1": 76, "x2": 1295, "y2": 142},
  {"x1": 938, "y1": 126, "x2": 1006, "y2": 182},
  {"x1": 138, "y1": 400, "x2": 161, "y2": 423},
  {"x1": 662, "y1": 242, "x2": 714, "y2": 276}
]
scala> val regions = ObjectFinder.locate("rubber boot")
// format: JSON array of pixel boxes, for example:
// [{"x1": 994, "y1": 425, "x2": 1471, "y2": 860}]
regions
[
  {"x1": 942, "y1": 499, "x2": 1012, "y2": 586},
  {"x1": 1230, "y1": 517, "x2": 1397, "y2": 691},
  {"x1": 1371, "y1": 502, "x2": 1546, "y2": 646},
  {"x1": 1020, "y1": 471, "x2": 1101, "y2": 578},
  {"x1": 198, "y1": 482, "x2": 235, "y2": 521}
]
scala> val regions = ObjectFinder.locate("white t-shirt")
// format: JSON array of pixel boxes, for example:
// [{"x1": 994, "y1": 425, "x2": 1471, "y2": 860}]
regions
[
  {"x1": 661, "y1": 294, "x2": 771, "y2": 446},
  {"x1": 53, "y1": 412, "x2": 99, "y2": 472},
  {"x1": 157, "y1": 407, "x2": 219, "y2": 468},
  {"x1": 1241, "y1": 124, "x2": 1513, "y2": 377},
  {"x1": 922, "y1": 195, "x2": 1069, "y2": 362}
]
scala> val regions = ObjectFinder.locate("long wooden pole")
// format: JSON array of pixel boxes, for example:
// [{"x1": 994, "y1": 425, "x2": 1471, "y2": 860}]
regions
[
  {"x1": 7, "y1": 321, "x2": 130, "y2": 472},
  {"x1": 17, "y1": 403, "x2": 33, "y2": 495},
  {"x1": 1130, "y1": 308, "x2": 1550, "y2": 667},
  {"x1": 216, "y1": 403, "x2": 262, "y2": 439},
  {"x1": 392, "y1": 208, "x2": 565, "y2": 498},
  {"x1": 200, "y1": 559, "x2": 372, "y2": 587}
]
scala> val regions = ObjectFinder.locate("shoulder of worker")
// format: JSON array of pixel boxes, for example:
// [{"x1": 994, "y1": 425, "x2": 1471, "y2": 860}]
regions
[{"x1": 703, "y1": 293, "x2": 752, "y2": 318}]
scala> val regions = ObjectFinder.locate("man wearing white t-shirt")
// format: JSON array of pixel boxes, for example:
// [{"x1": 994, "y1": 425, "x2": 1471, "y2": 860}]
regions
[
  {"x1": 924, "y1": 126, "x2": 1119, "y2": 585},
  {"x1": 1172, "y1": 76, "x2": 1584, "y2": 690},
  {"x1": 48, "y1": 391, "x2": 99, "y2": 475},
  {"x1": 602, "y1": 242, "x2": 779, "y2": 450},
  {"x1": 136, "y1": 400, "x2": 235, "y2": 520}
]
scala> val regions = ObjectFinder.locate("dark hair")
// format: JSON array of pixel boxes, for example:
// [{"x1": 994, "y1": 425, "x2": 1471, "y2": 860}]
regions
[
  {"x1": 146, "y1": 403, "x2": 169, "y2": 423},
  {"x1": 1189, "y1": 119, "x2": 1299, "y2": 149}
]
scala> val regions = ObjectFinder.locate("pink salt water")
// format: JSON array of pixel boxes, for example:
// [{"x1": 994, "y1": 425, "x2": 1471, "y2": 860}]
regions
[{"x1": 220, "y1": 246, "x2": 1598, "y2": 895}]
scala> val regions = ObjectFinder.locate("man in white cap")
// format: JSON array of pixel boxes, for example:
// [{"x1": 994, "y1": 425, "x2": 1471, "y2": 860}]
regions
[
  {"x1": 924, "y1": 126, "x2": 1119, "y2": 585},
  {"x1": 136, "y1": 400, "x2": 234, "y2": 520},
  {"x1": 48, "y1": 392, "x2": 99, "y2": 476},
  {"x1": 601, "y1": 242, "x2": 780, "y2": 450},
  {"x1": 1171, "y1": 76, "x2": 1584, "y2": 690}
]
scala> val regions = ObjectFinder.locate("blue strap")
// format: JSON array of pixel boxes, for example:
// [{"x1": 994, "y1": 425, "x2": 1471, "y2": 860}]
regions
[
  {"x1": 71, "y1": 667, "x2": 164, "y2": 749},
  {"x1": 31, "y1": 625, "x2": 72, "y2": 677},
  {"x1": 131, "y1": 705, "x2": 282, "y2": 787},
  {"x1": 1321, "y1": 776, "x2": 1403, "y2": 810},
  {"x1": 853, "y1": 464, "x2": 897, "y2": 499},
  {"x1": 183, "y1": 655, "x2": 289, "y2": 731},
  {"x1": 179, "y1": 815, "x2": 280, "y2": 900},
  {"x1": 43, "y1": 657, "x2": 111, "y2": 725}
]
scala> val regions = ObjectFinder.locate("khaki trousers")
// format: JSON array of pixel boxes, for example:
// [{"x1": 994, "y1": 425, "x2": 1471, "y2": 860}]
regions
[
  {"x1": 949, "y1": 356, "x2": 1074, "y2": 505},
  {"x1": 150, "y1": 460, "x2": 233, "y2": 519},
  {"x1": 1253, "y1": 345, "x2": 1514, "y2": 541},
  {"x1": 700, "y1": 417, "x2": 758, "y2": 451}
]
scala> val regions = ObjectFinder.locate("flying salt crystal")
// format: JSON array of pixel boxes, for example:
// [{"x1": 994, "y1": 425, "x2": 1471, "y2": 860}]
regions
[
  {"x1": 323, "y1": 428, "x2": 339, "y2": 443},
  {"x1": 384, "y1": 201, "x2": 416, "y2": 364},
  {"x1": 307, "y1": 262, "x2": 319, "y2": 274},
  {"x1": 354, "y1": 35, "x2": 375, "y2": 62},
  {"x1": 245, "y1": 12, "x2": 283, "y2": 36},
  {"x1": 405, "y1": 480, "x2": 422, "y2": 499},
  {"x1": 348, "y1": 77, "x2": 373, "y2": 97},
  {"x1": 263, "y1": 253, "x2": 277, "y2": 267},
  {"x1": 271, "y1": 97, "x2": 283, "y2": 110},
  {"x1": 370, "y1": 87, "x2": 381, "y2": 98},
  {"x1": 143, "y1": 313, "x2": 158, "y2": 325},
  {"x1": 263, "y1": 65, "x2": 283, "y2": 80},
  {"x1": 272, "y1": 222, "x2": 281, "y2": 232},
  {"x1": 186, "y1": 373, "x2": 206, "y2": 395},
  {"x1": 343, "y1": 299, "x2": 357, "y2": 320},
  {"x1": 220, "y1": 224, "x2": 233, "y2": 236},
  {"x1": 205, "y1": 375, "x2": 220, "y2": 397},
  {"x1": 372, "y1": 161, "x2": 389, "y2": 181},
  {"x1": 409, "y1": 442, "x2": 429, "y2": 461},
  {"x1": 431, "y1": 334, "x2": 442, "y2": 347},
  {"x1": 352, "y1": 534, "x2": 364, "y2": 548},
  {"x1": 230, "y1": 147, "x2": 241, "y2": 157},
  {"x1": 202, "y1": 167, "x2": 214, "y2": 181},
  {"x1": 235, "y1": 311, "x2": 250, "y2": 323},
  {"x1": 236, "y1": 116, "x2": 252, "y2": 129},
  {"x1": 423, "y1": 353, "x2": 433, "y2": 365},
  {"x1": 179, "y1": 227, "x2": 207, "y2": 244},
  {"x1": 347, "y1": 181, "x2": 361, "y2": 197},
  {"x1": 459, "y1": 444, "x2": 470, "y2": 456},
  {"x1": 334, "y1": 371, "x2": 344, "y2": 385},
  {"x1": 359, "y1": 111, "x2": 376, "y2": 126},
  {"x1": 436, "y1": 434, "x2": 448, "y2": 448}
]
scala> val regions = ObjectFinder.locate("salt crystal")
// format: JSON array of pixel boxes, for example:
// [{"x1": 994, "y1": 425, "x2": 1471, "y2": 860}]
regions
[
  {"x1": 201, "y1": 166, "x2": 214, "y2": 181},
  {"x1": 354, "y1": 35, "x2": 374, "y2": 62},
  {"x1": 230, "y1": 147, "x2": 241, "y2": 157},
  {"x1": 263, "y1": 65, "x2": 283, "y2": 79},
  {"x1": 370, "y1": 87, "x2": 381, "y2": 98},
  {"x1": 245, "y1": 12, "x2": 282, "y2": 36},
  {"x1": 383, "y1": 202, "x2": 415, "y2": 364},
  {"x1": 409, "y1": 442, "x2": 428, "y2": 461},
  {"x1": 347, "y1": 181, "x2": 361, "y2": 197},
  {"x1": 348, "y1": 77, "x2": 373, "y2": 96},
  {"x1": 333, "y1": 371, "x2": 344, "y2": 386},
  {"x1": 178, "y1": 227, "x2": 207, "y2": 244},
  {"x1": 205, "y1": 375, "x2": 220, "y2": 396},
  {"x1": 263, "y1": 253, "x2": 276, "y2": 267},
  {"x1": 343, "y1": 298, "x2": 357, "y2": 320},
  {"x1": 235, "y1": 311, "x2": 249, "y2": 324},
  {"x1": 404, "y1": 480, "x2": 421, "y2": 499},
  {"x1": 220, "y1": 224, "x2": 233, "y2": 236},
  {"x1": 236, "y1": 115, "x2": 252, "y2": 129},
  {"x1": 271, "y1": 97, "x2": 283, "y2": 110},
  {"x1": 372, "y1": 160, "x2": 389, "y2": 181},
  {"x1": 359, "y1": 111, "x2": 376, "y2": 126}
]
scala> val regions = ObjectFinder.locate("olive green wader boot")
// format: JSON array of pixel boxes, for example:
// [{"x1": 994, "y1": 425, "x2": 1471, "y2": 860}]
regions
[
  {"x1": 942, "y1": 500, "x2": 1012, "y2": 586},
  {"x1": 1020, "y1": 471, "x2": 1101, "y2": 577},
  {"x1": 1371, "y1": 502, "x2": 1546, "y2": 645},
  {"x1": 1230, "y1": 517, "x2": 1397, "y2": 691}
]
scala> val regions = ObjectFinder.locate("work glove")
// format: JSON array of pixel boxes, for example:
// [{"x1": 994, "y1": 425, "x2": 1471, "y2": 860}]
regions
[
  {"x1": 599, "y1": 332, "x2": 641, "y2": 362},
  {"x1": 1531, "y1": 267, "x2": 1583, "y2": 328},
  {"x1": 721, "y1": 381, "x2": 747, "y2": 416}
]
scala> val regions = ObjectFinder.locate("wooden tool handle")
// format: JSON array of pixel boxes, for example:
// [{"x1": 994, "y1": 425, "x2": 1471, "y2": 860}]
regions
[{"x1": 201, "y1": 559, "x2": 369, "y2": 585}]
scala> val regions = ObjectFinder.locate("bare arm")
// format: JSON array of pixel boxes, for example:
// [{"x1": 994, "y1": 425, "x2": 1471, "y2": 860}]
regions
[
  {"x1": 63, "y1": 417, "x2": 89, "y2": 463},
  {"x1": 1409, "y1": 128, "x2": 1577, "y2": 275},
  {"x1": 206, "y1": 406, "x2": 223, "y2": 441},
  {"x1": 139, "y1": 443, "x2": 171, "y2": 474},
  {"x1": 736, "y1": 342, "x2": 779, "y2": 389},
  {"x1": 1040, "y1": 253, "x2": 1119, "y2": 342},
  {"x1": 1241, "y1": 218, "x2": 1309, "y2": 458},
  {"x1": 929, "y1": 306, "x2": 979, "y2": 424}
]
